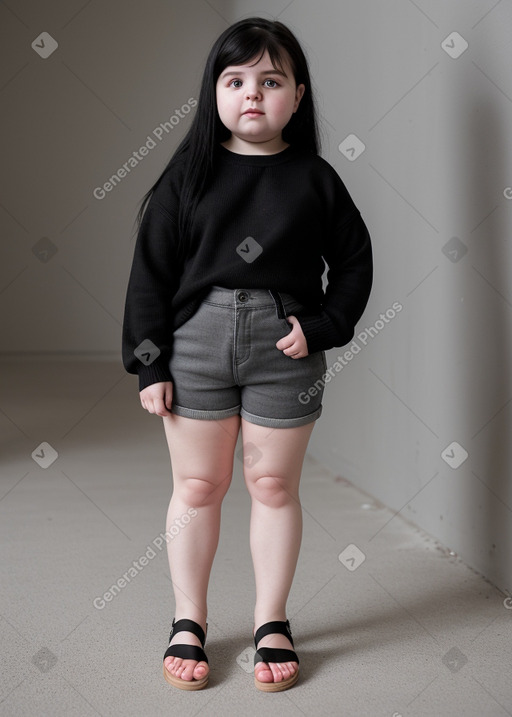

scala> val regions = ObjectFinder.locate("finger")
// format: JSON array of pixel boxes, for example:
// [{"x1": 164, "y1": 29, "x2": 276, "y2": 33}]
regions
[
  {"x1": 276, "y1": 333, "x2": 295, "y2": 350},
  {"x1": 154, "y1": 398, "x2": 172, "y2": 417},
  {"x1": 286, "y1": 345, "x2": 306, "y2": 358},
  {"x1": 281, "y1": 339, "x2": 299, "y2": 355},
  {"x1": 286, "y1": 315, "x2": 301, "y2": 332}
]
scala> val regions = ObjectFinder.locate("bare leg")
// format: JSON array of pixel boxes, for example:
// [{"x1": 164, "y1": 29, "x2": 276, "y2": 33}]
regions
[
  {"x1": 241, "y1": 418, "x2": 315, "y2": 685},
  {"x1": 162, "y1": 413, "x2": 240, "y2": 683}
]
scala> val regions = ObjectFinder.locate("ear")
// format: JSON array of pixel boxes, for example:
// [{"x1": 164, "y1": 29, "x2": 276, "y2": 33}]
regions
[{"x1": 293, "y1": 83, "x2": 305, "y2": 113}]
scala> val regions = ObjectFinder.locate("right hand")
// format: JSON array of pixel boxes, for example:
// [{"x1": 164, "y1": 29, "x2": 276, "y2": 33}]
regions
[{"x1": 139, "y1": 381, "x2": 173, "y2": 416}]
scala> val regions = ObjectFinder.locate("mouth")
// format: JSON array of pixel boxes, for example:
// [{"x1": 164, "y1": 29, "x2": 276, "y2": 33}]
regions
[{"x1": 243, "y1": 109, "x2": 264, "y2": 116}]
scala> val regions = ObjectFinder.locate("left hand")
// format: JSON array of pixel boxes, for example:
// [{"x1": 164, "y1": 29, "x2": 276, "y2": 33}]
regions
[{"x1": 276, "y1": 315, "x2": 309, "y2": 358}]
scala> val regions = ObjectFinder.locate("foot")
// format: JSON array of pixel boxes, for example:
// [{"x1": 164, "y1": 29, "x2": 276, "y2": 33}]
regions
[
  {"x1": 254, "y1": 627, "x2": 298, "y2": 685},
  {"x1": 164, "y1": 628, "x2": 209, "y2": 684}
]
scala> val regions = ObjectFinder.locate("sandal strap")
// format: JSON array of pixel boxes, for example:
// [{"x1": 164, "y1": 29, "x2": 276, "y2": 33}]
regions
[
  {"x1": 254, "y1": 646, "x2": 299, "y2": 666},
  {"x1": 164, "y1": 643, "x2": 208, "y2": 664},
  {"x1": 168, "y1": 618, "x2": 207, "y2": 647},
  {"x1": 254, "y1": 620, "x2": 294, "y2": 648}
]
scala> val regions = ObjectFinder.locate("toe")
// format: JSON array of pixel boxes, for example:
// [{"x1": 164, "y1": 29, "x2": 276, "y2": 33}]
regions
[
  {"x1": 269, "y1": 661, "x2": 297, "y2": 683},
  {"x1": 165, "y1": 656, "x2": 180, "y2": 675},
  {"x1": 281, "y1": 663, "x2": 291, "y2": 679},
  {"x1": 179, "y1": 660, "x2": 195, "y2": 681},
  {"x1": 193, "y1": 661, "x2": 209, "y2": 680},
  {"x1": 255, "y1": 661, "x2": 274, "y2": 683},
  {"x1": 165, "y1": 656, "x2": 208, "y2": 682},
  {"x1": 269, "y1": 662, "x2": 285, "y2": 682}
]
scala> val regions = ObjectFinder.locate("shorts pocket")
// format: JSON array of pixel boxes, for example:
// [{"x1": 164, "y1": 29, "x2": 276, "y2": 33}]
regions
[{"x1": 281, "y1": 299, "x2": 305, "y2": 333}]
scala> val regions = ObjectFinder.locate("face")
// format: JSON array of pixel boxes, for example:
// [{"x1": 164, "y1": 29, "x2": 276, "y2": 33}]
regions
[{"x1": 215, "y1": 49, "x2": 305, "y2": 153}]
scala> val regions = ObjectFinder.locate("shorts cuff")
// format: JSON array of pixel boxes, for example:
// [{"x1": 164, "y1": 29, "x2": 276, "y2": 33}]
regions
[
  {"x1": 240, "y1": 405, "x2": 322, "y2": 428},
  {"x1": 171, "y1": 403, "x2": 241, "y2": 421}
]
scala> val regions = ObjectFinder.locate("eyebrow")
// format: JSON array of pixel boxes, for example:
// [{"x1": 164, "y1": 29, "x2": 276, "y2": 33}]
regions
[{"x1": 220, "y1": 68, "x2": 288, "y2": 79}]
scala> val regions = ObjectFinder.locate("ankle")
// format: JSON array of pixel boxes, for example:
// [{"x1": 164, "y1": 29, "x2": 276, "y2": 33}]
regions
[
  {"x1": 173, "y1": 611, "x2": 208, "y2": 633},
  {"x1": 254, "y1": 612, "x2": 287, "y2": 629}
]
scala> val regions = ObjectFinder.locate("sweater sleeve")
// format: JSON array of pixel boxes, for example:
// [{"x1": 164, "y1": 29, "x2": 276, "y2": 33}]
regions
[
  {"x1": 295, "y1": 204, "x2": 373, "y2": 355},
  {"x1": 121, "y1": 178, "x2": 183, "y2": 391}
]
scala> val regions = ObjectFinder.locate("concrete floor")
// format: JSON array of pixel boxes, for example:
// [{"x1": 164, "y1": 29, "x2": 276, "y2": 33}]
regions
[{"x1": 0, "y1": 358, "x2": 511, "y2": 717}]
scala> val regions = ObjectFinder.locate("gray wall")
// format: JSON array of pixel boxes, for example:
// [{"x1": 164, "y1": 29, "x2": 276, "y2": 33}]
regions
[{"x1": 1, "y1": 1, "x2": 511, "y2": 592}]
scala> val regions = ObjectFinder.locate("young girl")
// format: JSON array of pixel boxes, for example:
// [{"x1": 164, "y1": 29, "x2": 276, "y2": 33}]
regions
[{"x1": 122, "y1": 17, "x2": 372, "y2": 692}]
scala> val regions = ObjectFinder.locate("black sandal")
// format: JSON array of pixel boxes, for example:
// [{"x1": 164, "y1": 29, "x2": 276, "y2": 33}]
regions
[
  {"x1": 163, "y1": 618, "x2": 209, "y2": 690},
  {"x1": 253, "y1": 619, "x2": 300, "y2": 692}
]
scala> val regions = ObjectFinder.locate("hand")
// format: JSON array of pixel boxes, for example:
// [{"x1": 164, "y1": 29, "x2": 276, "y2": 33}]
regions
[
  {"x1": 276, "y1": 315, "x2": 309, "y2": 358},
  {"x1": 140, "y1": 381, "x2": 173, "y2": 416}
]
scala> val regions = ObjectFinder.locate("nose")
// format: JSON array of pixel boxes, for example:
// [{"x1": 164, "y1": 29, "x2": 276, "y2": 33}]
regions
[{"x1": 245, "y1": 82, "x2": 262, "y2": 100}]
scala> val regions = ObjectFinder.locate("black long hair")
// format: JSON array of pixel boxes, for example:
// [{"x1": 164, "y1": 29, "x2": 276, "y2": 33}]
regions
[{"x1": 135, "y1": 17, "x2": 321, "y2": 258}]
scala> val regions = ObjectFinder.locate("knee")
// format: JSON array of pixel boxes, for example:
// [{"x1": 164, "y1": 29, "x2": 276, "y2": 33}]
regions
[
  {"x1": 247, "y1": 475, "x2": 295, "y2": 509},
  {"x1": 176, "y1": 475, "x2": 231, "y2": 507}
]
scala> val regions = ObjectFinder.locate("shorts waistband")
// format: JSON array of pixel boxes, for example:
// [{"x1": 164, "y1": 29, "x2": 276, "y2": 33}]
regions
[{"x1": 204, "y1": 286, "x2": 293, "y2": 319}]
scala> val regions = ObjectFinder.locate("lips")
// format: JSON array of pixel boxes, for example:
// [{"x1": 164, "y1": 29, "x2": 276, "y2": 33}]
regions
[{"x1": 243, "y1": 108, "x2": 264, "y2": 115}]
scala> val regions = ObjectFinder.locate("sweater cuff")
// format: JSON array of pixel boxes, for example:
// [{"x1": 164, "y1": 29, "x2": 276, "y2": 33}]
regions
[
  {"x1": 296, "y1": 310, "x2": 354, "y2": 354},
  {"x1": 137, "y1": 360, "x2": 173, "y2": 392}
]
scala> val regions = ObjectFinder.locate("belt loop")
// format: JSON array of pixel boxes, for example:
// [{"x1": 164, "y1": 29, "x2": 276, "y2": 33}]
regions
[{"x1": 268, "y1": 289, "x2": 286, "y2": 319}]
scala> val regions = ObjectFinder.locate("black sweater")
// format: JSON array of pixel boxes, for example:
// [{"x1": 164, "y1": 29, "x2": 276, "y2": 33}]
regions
[{"x1": 122, "y1": 143, "x2": 373, "y2": 391}]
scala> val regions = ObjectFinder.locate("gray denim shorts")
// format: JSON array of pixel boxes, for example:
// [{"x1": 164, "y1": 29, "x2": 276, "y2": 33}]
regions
[{"x1": 168, "y1": 286, "x2": 327, "y2": 428}]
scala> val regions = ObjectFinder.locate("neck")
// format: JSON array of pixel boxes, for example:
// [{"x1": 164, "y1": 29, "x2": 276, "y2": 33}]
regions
[{"x1": 221, "y1": 135, "x2": 290, "y2": 155}]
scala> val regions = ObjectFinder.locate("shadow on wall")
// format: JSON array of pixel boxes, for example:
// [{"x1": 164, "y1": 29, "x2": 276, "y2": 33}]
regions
[{"x1": 461, "y1": 87, "x2": 511, "y2": 590}]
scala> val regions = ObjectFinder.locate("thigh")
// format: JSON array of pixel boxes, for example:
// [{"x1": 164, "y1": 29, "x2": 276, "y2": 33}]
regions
[
  {"x1": 163, "y1": 413, "x2": 241, "y2": 484},
  {"x1": 240, "y1": 417, "x2": 315, "y2": 489}
]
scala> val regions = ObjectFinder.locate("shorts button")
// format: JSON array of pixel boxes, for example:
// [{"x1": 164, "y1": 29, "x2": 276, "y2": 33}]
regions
[{"x1": 237, "y1": 291, "x2": 248, "y2": 302}]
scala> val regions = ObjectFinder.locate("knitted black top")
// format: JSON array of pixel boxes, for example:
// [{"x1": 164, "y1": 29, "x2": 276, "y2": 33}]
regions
[{"x1": 122, "y1": 143, "x2": 373, "y2": 391}]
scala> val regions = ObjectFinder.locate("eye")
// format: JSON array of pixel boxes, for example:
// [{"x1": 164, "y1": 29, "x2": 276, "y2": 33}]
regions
[
  {"x1": 229, "y1": 79, "x2": 243, "y2": 88},
  {"x1": 264, "y1": 79, "x2": 279, "y2": 88}
]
